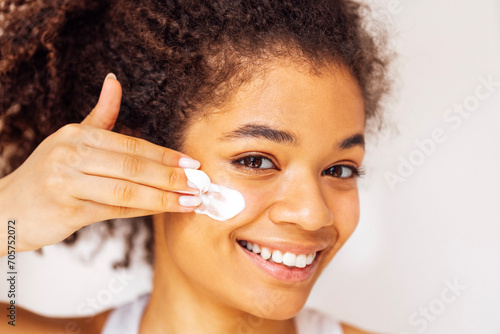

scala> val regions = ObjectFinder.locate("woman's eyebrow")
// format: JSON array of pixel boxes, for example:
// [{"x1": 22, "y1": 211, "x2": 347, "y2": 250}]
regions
[
  {"x1": 338, "y1": 133, "x2": 365, "y2": 151},
  {"x1": 219, "y1": 123, "x2": 364, "y2": 151},
  {"x1": 219, "y1": 123, "x2": 299, "y2": 145}
]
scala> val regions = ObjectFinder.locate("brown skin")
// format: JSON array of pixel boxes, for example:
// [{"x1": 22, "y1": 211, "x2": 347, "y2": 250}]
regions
[{"x1": 0, "y1": 60, "x2": 374, "y2": 333}]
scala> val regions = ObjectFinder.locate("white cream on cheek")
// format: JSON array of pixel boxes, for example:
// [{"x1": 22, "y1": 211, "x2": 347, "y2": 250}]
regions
[{"x1": 182, "y1": 168, "x2": 246, "y2": 221}]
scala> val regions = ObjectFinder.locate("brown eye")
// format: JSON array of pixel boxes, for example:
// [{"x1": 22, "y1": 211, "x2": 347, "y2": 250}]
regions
[
  {"x1": 231, "y1": 154, "x2": 275, "y2": 172},
  {"x1": 322, "y1": 165, "x2": 359, "y2": 178},
  {"x1": 244, "y1": 156, "x2": 262, "y2": 168}
]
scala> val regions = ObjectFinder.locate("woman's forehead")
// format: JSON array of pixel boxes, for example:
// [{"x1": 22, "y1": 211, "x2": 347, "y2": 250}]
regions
[{"x1": 186, "y1": 62, "x2": 365, "y2": 147}]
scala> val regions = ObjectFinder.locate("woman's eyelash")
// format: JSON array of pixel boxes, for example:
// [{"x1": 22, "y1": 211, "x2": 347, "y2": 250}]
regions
[
  {"x1": 230, "y1": 154, "x2": 365, "y2": 179},
  {"x1": 230, "y1": 155, "x2": 276, "y2": 174},
  {"x1": 322, "y1": 165, "x2": 366, "y2": 179},
  {"x1": 354, "y1": 165, "x2": 366, "y2": 178}
]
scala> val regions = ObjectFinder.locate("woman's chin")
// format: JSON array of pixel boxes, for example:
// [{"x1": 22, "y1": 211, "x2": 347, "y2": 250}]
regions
[{"x1": 244, "y1": 294, "x2": 309, "y2": 320}]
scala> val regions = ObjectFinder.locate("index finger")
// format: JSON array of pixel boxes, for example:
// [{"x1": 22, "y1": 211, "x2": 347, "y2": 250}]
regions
[{"x1": 79, "y1": 125, "x2": 201, "y2": 168}]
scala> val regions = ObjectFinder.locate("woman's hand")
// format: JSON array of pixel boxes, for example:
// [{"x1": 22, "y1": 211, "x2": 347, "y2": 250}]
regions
[{"x1": 0, "y1": 73, "x2": 202, "y2": 255}]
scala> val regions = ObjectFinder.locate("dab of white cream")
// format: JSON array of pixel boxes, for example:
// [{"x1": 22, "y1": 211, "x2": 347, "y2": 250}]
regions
[{"x1": 182, "y1": 168, "x2": 246, "y2": 221}]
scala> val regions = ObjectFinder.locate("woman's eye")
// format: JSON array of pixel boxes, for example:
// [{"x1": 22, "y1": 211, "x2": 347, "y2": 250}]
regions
[
  {"x1": 231, "y1": 155, "x2": 276, "y2": 172},
  {"x1": 322, "y1": 165, "x2": 363, "y2": 179},
  {"x1": 231, "y1": 155, "x2": 364, "y2": 179}
]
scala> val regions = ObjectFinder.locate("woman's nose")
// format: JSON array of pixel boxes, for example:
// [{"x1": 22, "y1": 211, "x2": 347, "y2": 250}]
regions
[{"x1": 267, "y1": 171, "x2": 333, "y2": 231}]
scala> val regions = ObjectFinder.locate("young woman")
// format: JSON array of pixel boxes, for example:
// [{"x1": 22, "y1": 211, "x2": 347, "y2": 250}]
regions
[{"x1": 0, "y1": 0, "x2": 391, "y2": 333}]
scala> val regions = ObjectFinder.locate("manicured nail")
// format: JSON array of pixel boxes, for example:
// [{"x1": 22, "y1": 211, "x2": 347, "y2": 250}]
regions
[
  {"x1": 179, "y1": 157, "x2": 201, "y2": 169},
  {"x1": 105, "y1": 72, "x2": 117, "y2": 81},
  {"x1": 179, "y1": 195, "x2": 202, "y2": 207}
]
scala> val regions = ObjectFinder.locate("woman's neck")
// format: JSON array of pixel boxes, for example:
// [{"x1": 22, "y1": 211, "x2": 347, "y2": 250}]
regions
[{"x1": 140, "y1": 279, "x2": 296, "y2": 334}]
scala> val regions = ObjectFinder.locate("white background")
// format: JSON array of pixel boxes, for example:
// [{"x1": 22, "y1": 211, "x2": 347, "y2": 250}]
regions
[{"x1": 1, "y1": 0, "x2": 499, "y2": 333}]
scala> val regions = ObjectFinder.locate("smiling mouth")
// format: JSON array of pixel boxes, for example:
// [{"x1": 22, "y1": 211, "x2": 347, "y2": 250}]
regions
[{"x1": 237, "y1": 239, "x2": 319, "y2": 269}]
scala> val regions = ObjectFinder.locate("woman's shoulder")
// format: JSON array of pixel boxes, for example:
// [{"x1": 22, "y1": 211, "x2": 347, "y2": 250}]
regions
[
  {"x1": 0, "y1": 301, "x2": 111, "y2": 333},
  {"x1": 296, "y1": 307, "x2": 378, "y2": 334},
  {"x1": 341, "y1": 322, "x2": 378, "y2": 334}
]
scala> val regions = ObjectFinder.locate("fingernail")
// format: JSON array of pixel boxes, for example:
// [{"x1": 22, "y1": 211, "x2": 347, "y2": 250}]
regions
[
  {"x1": 179, "y1": 195, "x2": 202, "y2": 207},
  {"x1": 105, "y1": 72, "x2": 117, "y2": 81},
  {"x1": 179, "y1": 157, "x2": 201, "y2": 169}
]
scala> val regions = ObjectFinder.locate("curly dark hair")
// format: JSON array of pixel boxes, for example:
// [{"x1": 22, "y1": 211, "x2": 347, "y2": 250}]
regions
[{"x1": 0, "y1": 0, "x2": 392, "y2": 268}]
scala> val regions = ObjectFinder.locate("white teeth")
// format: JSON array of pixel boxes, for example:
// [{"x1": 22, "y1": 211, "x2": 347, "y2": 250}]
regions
[
  {"x1": 271, "y1": 250, "x2": 283, "y2": 263},
  {"x1": 260, "y1": 247, "x2": 271, "y2": 260},
  {"x1": 239, "y1": 240, "x2": 317, "y2": 268},
  {"x1": 306, "y1": 253, "x2": 315, "y2": 265},
  {"x1": 282, "y1": 252, "x2": 296, "y2": 267},
  {"x1": 295, "y1": 254, "x2": 307, "y2": 268}
]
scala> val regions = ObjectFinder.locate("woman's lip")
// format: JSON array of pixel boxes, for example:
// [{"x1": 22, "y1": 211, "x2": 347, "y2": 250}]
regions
[
  {"x1": 236, "y1": 238, "x2": 327, "y2": 255},
  {"x1": 237, "y1": 242, "x2": 320, "y2": 283}
]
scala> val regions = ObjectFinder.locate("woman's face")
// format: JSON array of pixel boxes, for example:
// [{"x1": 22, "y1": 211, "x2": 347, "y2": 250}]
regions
[{"x1": 159, "y1": 60, "x2": 365, "y2": 319}]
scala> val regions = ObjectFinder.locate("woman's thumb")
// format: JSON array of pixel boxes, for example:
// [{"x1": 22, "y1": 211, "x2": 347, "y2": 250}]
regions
[{"x1": 81, "y1": 73, "x2": 122, "y2": 130}]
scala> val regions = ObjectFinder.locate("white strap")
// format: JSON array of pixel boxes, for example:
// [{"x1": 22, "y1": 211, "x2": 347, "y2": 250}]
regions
[
  {"x1": 101, "y1": 294, "x2": 150, "y2": 334},
  {"x1": 294, "y1": 308, "x2": 344, "y2": 334}
]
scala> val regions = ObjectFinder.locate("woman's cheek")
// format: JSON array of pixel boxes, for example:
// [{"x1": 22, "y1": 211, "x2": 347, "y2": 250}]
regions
[
  {"x1": 328, "y1": 189, "x2": 360, "y2": 245},
  {"x1": 225, "y1": 183, "x2": 274, "y2": 227}
]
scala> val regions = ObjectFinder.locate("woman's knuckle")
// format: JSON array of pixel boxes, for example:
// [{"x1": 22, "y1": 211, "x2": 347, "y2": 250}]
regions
[
  {"x1": 113, "y1": 182, "x2": 134, "y2": 203},
  {"x1": 58, "y1": 123, "x2": 81, "y2": 138},
  {"x1": 167, "y1": 169, "x2": 180, "y2": 188},
  {"x1": 117, "y1": 206, "x2": 132, "y2": 216},
  {"x1": 160, "y1": 191, "x2": 170, "y2": 208},
  {"x1": 124, "y1": 137, "x2": 140, "y2": 155},
  {"x1": 51, "y1": 144, "x2": 85, "y2": 168},
  {"x1": 122, "y1": 156, "x2": 142, "y2": 177},
  {"x1": 159, "y1": 148, "x2": 167, "y2": 165}
]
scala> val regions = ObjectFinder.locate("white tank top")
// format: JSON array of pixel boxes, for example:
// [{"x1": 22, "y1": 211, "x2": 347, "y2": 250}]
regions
[{"x1": 101, "y1": 294, "x2": 344, "y2": 334}]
